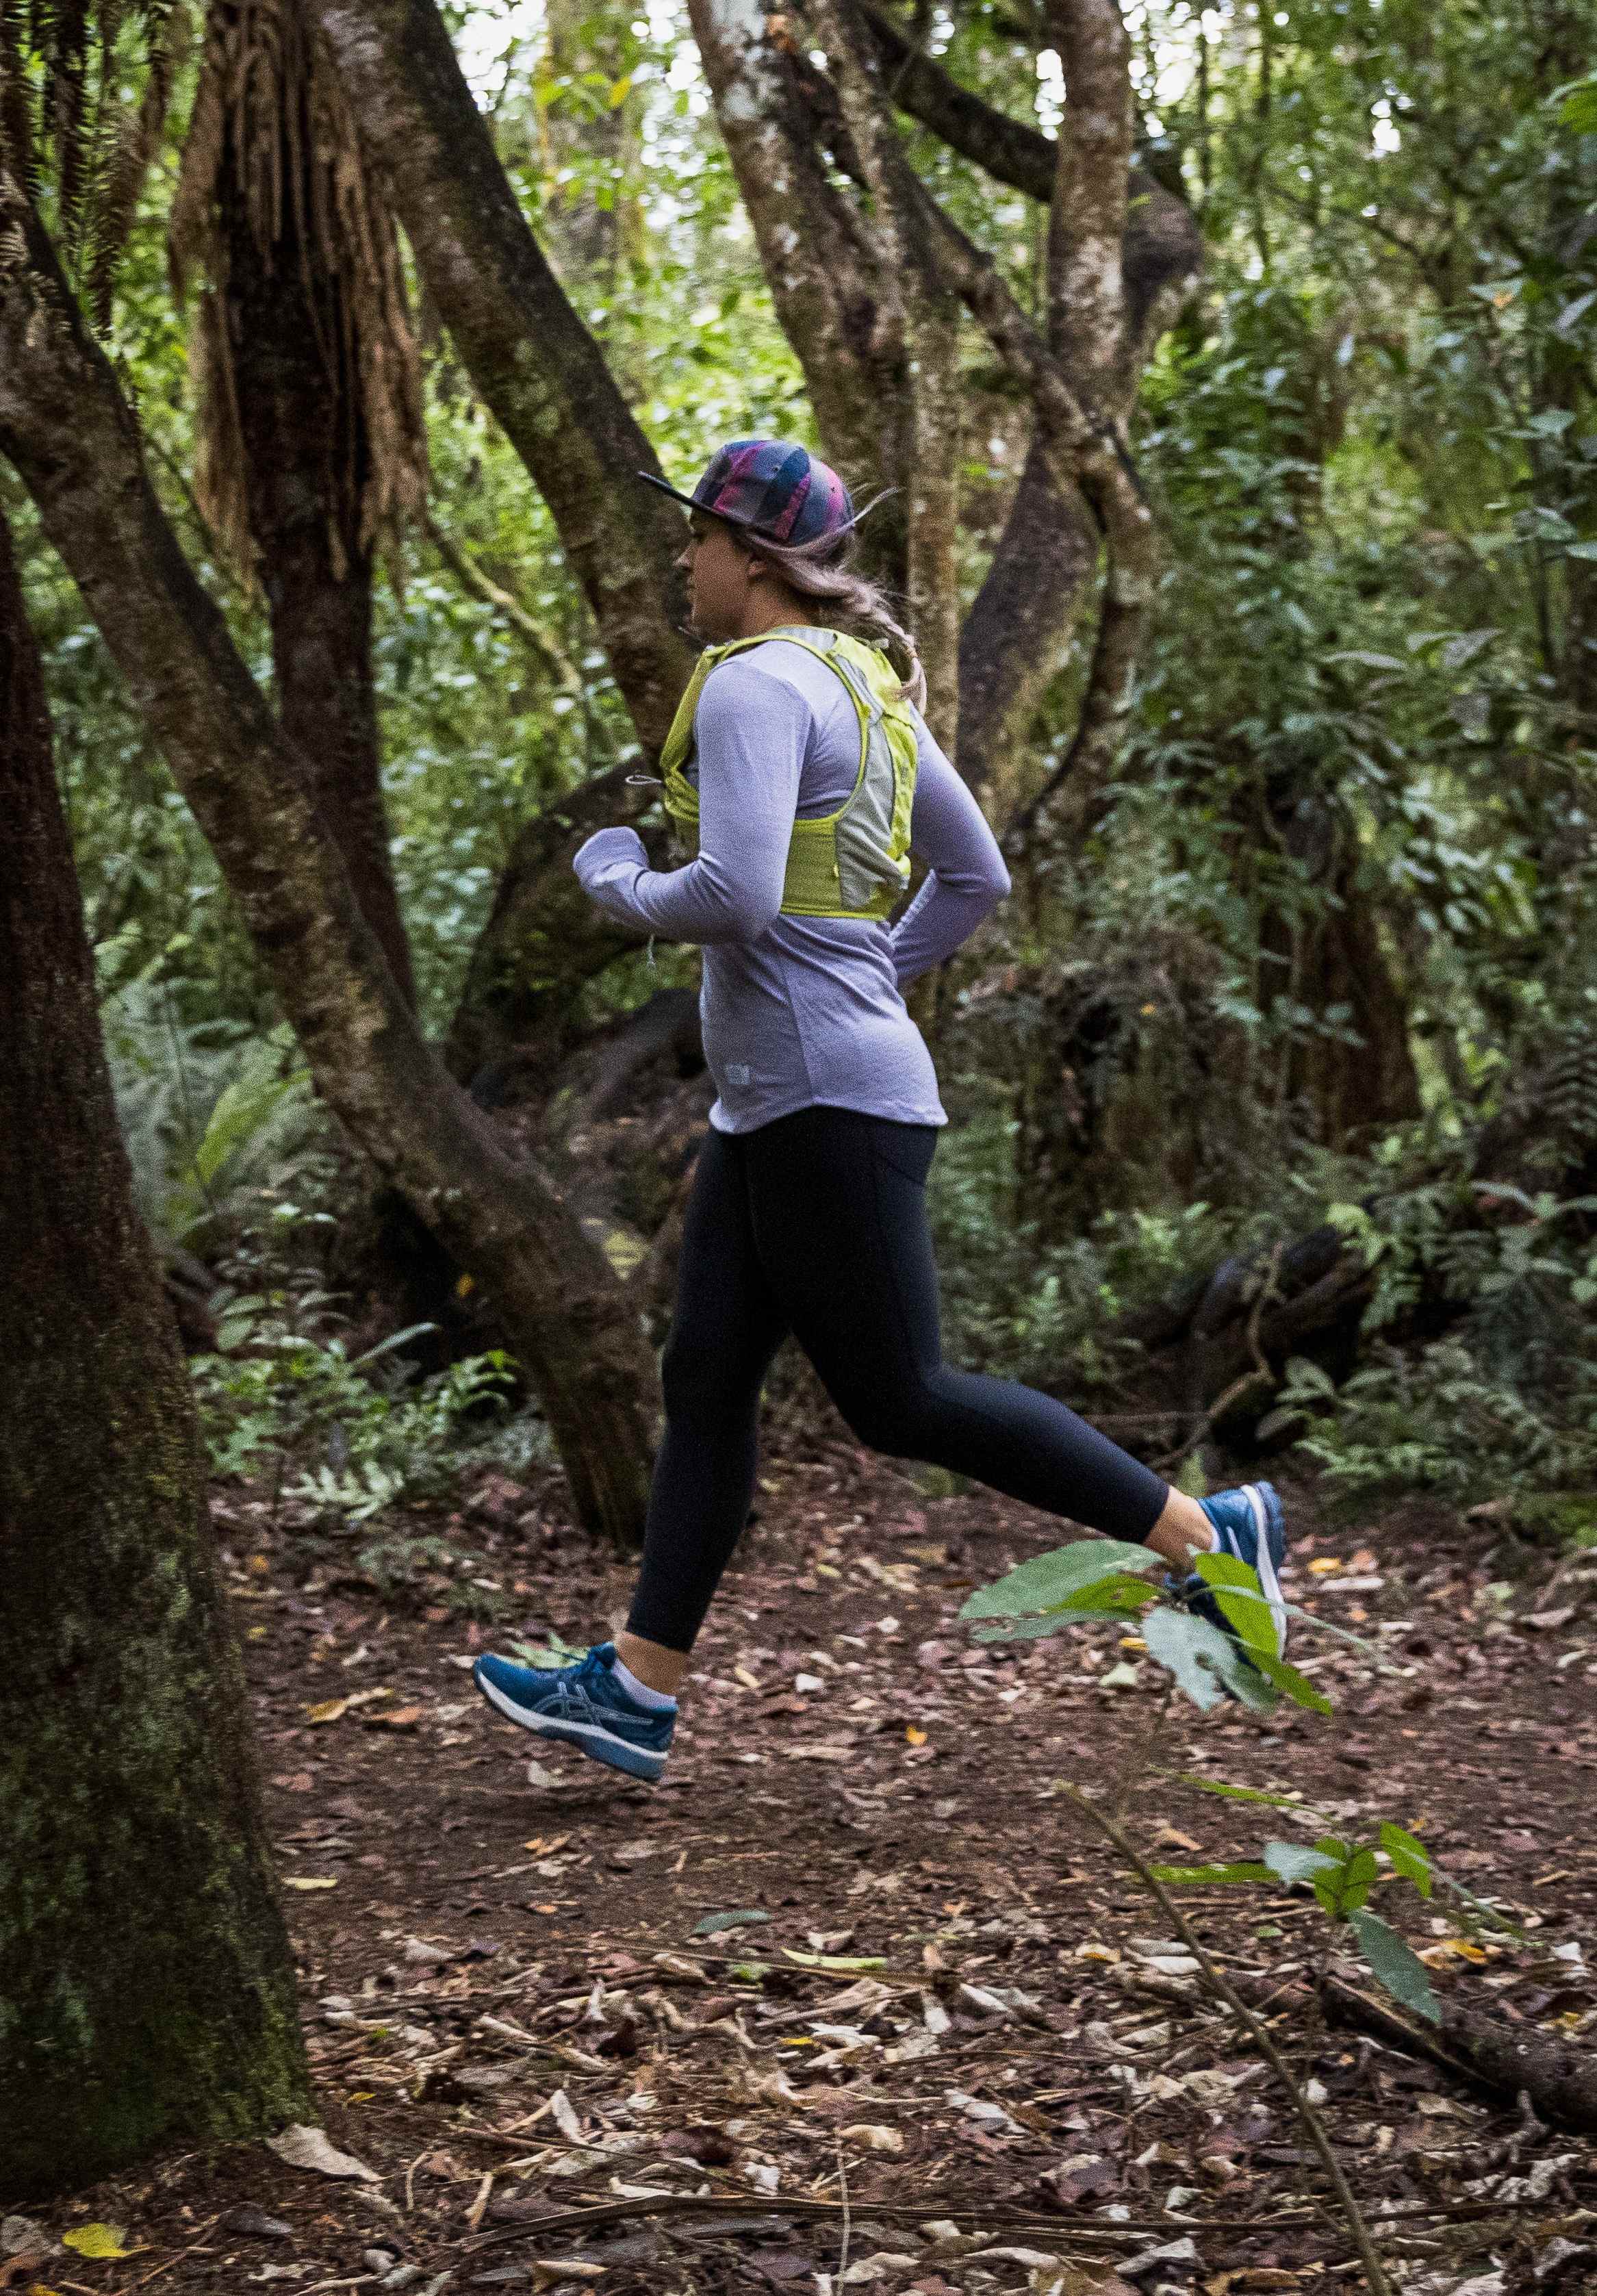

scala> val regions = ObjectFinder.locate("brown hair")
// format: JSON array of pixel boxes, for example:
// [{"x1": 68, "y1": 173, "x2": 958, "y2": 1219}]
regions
[{"x1": 733, "y1": 495, "x2": 928, "y2": 714}]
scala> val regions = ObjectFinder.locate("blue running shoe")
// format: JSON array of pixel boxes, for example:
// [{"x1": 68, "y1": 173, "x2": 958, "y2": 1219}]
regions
[
  {"x1": 473, "y1": 1642, "x2": 675, "y2": 1783},
  {"x1": 1179, "y1": 1481, "x2": 1289, "y2": 1659}
]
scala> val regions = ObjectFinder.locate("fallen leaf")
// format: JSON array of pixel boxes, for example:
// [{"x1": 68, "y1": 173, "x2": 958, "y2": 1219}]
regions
[
  {"x1": 363, "y1": 1705, "x2": 424, "y2": 1729},
  {"x1": 0, "y1": 2260, "x2": 47, "y2": 2290},
  {"x1": 0, "y1": 2222, "x2": 52, "y2": 2260},
  {"x1": 905, "y1": 1724, "x2": 928, "y2": 1746},
  {"x1": 841, "y1": 2124, "x2": 904, "y2": 2154},
  {"x1": 282, "y1": 1876, "x2": 338, "y2": 1891},
  {"x1": 305, "y1": 1698, "x2": 349, "y2": 1725},
  {"x1": 265, "y1": 2124, "x2": 379, "y2": 2182},
  {"x1": 61, "y1": 2228, "x2": 131, "y2": 2260}
]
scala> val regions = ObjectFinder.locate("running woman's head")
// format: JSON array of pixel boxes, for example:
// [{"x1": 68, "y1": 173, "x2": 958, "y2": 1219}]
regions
[{"x1": 637, "y1": 439, "x2": 927, "y2": 711}]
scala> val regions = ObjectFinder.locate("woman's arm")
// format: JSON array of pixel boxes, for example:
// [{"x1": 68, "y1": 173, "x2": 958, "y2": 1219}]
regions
[
  {"x1": 573, "y1": 659, "x2": 806, "y2": 943},
  {"x1": 889, "y1": 724, "x2": 1010, "y2": 988}
]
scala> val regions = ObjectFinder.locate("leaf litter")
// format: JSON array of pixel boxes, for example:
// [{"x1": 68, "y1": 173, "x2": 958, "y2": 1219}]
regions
[{"x1": 51, "y1": 1456, "x2": 1597, "y2": 2291}]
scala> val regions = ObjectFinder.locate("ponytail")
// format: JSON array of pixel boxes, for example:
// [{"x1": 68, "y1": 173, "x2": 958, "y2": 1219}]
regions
[{"x1": 734, "y1": 491, "x2": 928, "y2": 714}]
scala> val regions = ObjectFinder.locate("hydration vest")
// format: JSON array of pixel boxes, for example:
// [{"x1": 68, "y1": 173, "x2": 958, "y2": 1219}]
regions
[{"x1": 646, "y1": 625, "x2": 919, "y2": 923}]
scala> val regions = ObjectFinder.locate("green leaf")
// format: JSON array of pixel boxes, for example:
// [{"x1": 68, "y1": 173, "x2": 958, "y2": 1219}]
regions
[
  {"x1": 1192, "y1": 1553, "x2": 1279, "y2": 1655},
  {"x1": 1174, "y1": 1776, "x2": 1305, "y2": 1810},
  {"x1": 1246, "y1": 1649, "x2": 1333, "y2": 1714},
  {"x1": 1381, "y1": 1822, "x2": 1433, "y2": 1898},
  {"x1": 694, "y1": 1910, "x2": 770, "y2": 1936},
  {"x1": 1336, "y1": 1845, "x2": 1380, "y2": 1915},
  {"x1": 1142, "y1": 1607, "x2": 1277, "y2": 1714},
  {"x1": 782, "y1": 1948, "x2": 886, "y2": 1972},
  {"x1": 1263, "y1": 1839, "x2": 1341, "y2": 1889},
  {"x1": 1349, "y1": 1909, "x2": 1442, "y2": 2025},
  {"x1": 971, "y1": 1614, "x2": 1078, "y2": 1643},
  {"x1": 960, "y1": 1540, "x2": 1162, "y2": 1622},
  {"x1": 1149, "y1": 1862, "x2": 1277, "y2": 1886}
]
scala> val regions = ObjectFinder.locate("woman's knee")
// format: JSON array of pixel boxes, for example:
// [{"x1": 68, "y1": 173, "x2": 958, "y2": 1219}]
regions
[
  {"x1": 661, "y1": 1332, "x2": 753, "y2": 1423},
  {"x1": 830, "y1": 1378, "x2": 933, "y2": 1459}
]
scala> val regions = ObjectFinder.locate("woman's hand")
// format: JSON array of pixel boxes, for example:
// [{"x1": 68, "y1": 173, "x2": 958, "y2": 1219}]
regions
[{"x1": 573, "y1": 824, "x2": 648, "y2": 886}]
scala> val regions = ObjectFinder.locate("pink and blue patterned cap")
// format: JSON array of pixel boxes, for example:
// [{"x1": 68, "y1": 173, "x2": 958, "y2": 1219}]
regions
[{"x1": 637, "y1": 438, "x2": 856, "y2": 551}]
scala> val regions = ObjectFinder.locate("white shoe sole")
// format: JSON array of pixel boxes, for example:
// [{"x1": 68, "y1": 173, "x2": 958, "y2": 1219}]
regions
[
  {"x1": 1242, "y1": 1483, "x2": 1288, "y2": 1659},
  {"x1": 475, "y1": 1670, "x2": 667, "y2": 1781}
]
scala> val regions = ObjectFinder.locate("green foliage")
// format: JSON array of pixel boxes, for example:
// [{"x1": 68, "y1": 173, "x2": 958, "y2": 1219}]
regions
[
  {"x1": 98, "y1": 965, "x2": 321, "y2": 1252},
  {"x1": 194, "y1": 1318, "x2": 523, "y2": 1525},
  {"x1": 964, "y1": 1534, "x2": 1462, "y2": 2022}
]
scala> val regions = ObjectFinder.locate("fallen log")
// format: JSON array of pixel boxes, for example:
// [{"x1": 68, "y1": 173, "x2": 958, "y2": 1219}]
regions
[
  {"x1": 1316, "y1": 1971, "x2": 1597, "y2": 2136},
  {"x1": 1133, "y1": 1965, "x2": 1597, "y2": 2135}
]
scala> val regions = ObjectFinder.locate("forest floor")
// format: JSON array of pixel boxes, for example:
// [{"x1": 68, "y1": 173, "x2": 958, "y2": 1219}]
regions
[{"x1": 14, "y1": 1449, "x2": 1597, "y2": 2296}]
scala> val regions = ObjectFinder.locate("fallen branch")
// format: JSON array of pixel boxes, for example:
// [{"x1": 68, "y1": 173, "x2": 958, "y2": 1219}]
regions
[
  {"x1": 1126, "y1": 1959, "x2": 1597, "y2": 2136},
  {"x1": 1316, "y1": 1971, "x2": 1597, "y2": 2135},
  {"x1": 469, "y1": 2189, "x2": 1321, "y2": 2251}
]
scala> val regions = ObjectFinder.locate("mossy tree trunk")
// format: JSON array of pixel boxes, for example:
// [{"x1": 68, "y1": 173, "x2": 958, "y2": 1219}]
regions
[
  {"x1": 0, "y1": 500, "x2": 313, "y2": 2197},
  {"x1": 0, "y1": 179, "x2": 659, "y2": 1546}
]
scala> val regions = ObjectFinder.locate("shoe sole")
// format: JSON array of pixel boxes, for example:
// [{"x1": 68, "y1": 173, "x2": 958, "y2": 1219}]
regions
[
  {"x1": 1241, "y1": 1482, "x2": 1288, "y2": 1659},
  {"x1": 474, "y1": 1667, "x2": 667, "y2": 1783}
]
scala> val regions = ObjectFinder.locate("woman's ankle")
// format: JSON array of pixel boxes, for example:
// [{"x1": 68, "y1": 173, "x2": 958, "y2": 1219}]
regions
[{"x1": 615, "y1": 1630, "x2": 689, "y2": 1700}]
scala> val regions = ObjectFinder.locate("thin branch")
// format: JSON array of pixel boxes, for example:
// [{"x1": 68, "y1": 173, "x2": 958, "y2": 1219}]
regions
[
  {"x1": 423, "y1": 511, "x2": 586, "y2": 694},
  {"x1": 1066, "y1": 1785, "x2": 1396, "y2": 2296}
]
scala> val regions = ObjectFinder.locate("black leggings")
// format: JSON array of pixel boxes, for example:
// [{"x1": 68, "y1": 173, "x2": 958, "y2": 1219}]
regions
[{"x1": 626, "y1": 1105, "x2": 1169, "y2": 1653}]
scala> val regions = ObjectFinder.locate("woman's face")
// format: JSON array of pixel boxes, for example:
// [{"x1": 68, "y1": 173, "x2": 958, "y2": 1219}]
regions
[{"x1": 676, "y1": 511, "x2": 757, "y2": 641}]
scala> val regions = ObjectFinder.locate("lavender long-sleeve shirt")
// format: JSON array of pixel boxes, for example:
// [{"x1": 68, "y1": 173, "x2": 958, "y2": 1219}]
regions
[{"x1": 573, "y1": 637, "x2": 1010, "y2": 1135}]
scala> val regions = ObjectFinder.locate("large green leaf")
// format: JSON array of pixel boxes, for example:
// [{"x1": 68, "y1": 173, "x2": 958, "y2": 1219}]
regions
[
  {"x1": 1192, "y1": 1551, "x2": 1279, "y2": 1655},
  {"x1": 960, "y1": 1540, "x2": 1162, "y2": 1622},
  {"x1": 1263, "y1": 1839, "x2": 1341, "y2": 1890},
  {"x1": 1142, "y1": 1607, "x2": 1277, "y2": 1714},
  {"x1": 1349, "y1": 1910, "x2": 1442, "y2": 2025},
  {"x1": 1246, "y1": 1649, "x2": 1333, "y2": 1715}
]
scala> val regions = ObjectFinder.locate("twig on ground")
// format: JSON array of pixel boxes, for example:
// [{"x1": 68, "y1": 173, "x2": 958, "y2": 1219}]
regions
[
  {"x1": 1066, "y1": 1783, "x2": 1396, "y2": 2296},
  {"x1": 836, "y1": 2134, "x2": 852, "y2": 2288}
]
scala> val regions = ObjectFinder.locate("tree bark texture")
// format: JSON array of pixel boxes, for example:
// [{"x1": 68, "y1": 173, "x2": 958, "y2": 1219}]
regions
[
  {"x1": 310, "y1": 0, "x2": 695, "y2": 752},
  {"x1": 688, "y1": 0, "x2": 915, "y2": 599},
  {"x1": 0, "y1": 502, "x2": 313, "y2": 2196},
  {"x1": 214, "y1": 73, "x2": 416, "y2": 1005},
  {"x1": 0, "y1": 190, "x2": 660, "y2": 1545}
]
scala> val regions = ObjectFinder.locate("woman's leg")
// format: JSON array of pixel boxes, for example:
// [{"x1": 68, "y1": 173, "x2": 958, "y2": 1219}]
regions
[
  {"x1": 743, "y1": 1108, "x2": 1210, "y2": 1562},
  {"x1": 619, "y1": 1128, "x2": 791, "y2": 1678}
]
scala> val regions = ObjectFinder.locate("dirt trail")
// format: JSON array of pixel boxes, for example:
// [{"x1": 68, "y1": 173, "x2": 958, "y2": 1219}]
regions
[{"x1": 20, "y1": 1455, "x2": 1597, "y2": 2293}]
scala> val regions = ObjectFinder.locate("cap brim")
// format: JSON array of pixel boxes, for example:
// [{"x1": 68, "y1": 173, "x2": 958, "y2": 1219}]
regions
[{"x1": 634, "y1": 470, "x2": 765, "y2": 531}]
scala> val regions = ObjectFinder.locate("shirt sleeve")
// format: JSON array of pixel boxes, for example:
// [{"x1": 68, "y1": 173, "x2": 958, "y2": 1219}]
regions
[
  {"x1": 571, "y1": 656, "x2": 806, "y2": 943},
  {"x1": 888, "y1": 717, "x2": 1010, "y2": 988}
]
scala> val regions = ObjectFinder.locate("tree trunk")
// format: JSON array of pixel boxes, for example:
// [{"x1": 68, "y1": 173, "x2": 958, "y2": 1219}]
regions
[
  {"x1": 544, "y1": 0, "x2": 647, "y2": 387},
  {"x1": 217, "y1": 98, "x2": 416, "y2": 1005},
  {"x1": 311, "y1": 0, "x2": 694, "y2": 750},
  {"x1": 0, "y1": 186, "x2": 659, "y2": 1546},
  {"x1": 0, "y1": 501, "x2": 312, "y2": 2195}
]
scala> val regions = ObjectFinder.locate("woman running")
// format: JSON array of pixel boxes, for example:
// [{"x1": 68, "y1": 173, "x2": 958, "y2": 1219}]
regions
[{"x1": 473, "y1": 437, "x2": 1287, "y2": 1781}]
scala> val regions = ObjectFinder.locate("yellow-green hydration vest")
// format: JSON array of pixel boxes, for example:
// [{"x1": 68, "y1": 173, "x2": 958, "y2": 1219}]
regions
[{"x1": 656, "y1": 626, "x2": 919, "y2": 922}]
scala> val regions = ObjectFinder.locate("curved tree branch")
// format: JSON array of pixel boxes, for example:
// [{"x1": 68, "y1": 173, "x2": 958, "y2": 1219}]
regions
[{"x1": 311, "y1": 0, "x2": 694, "y2": 751}]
